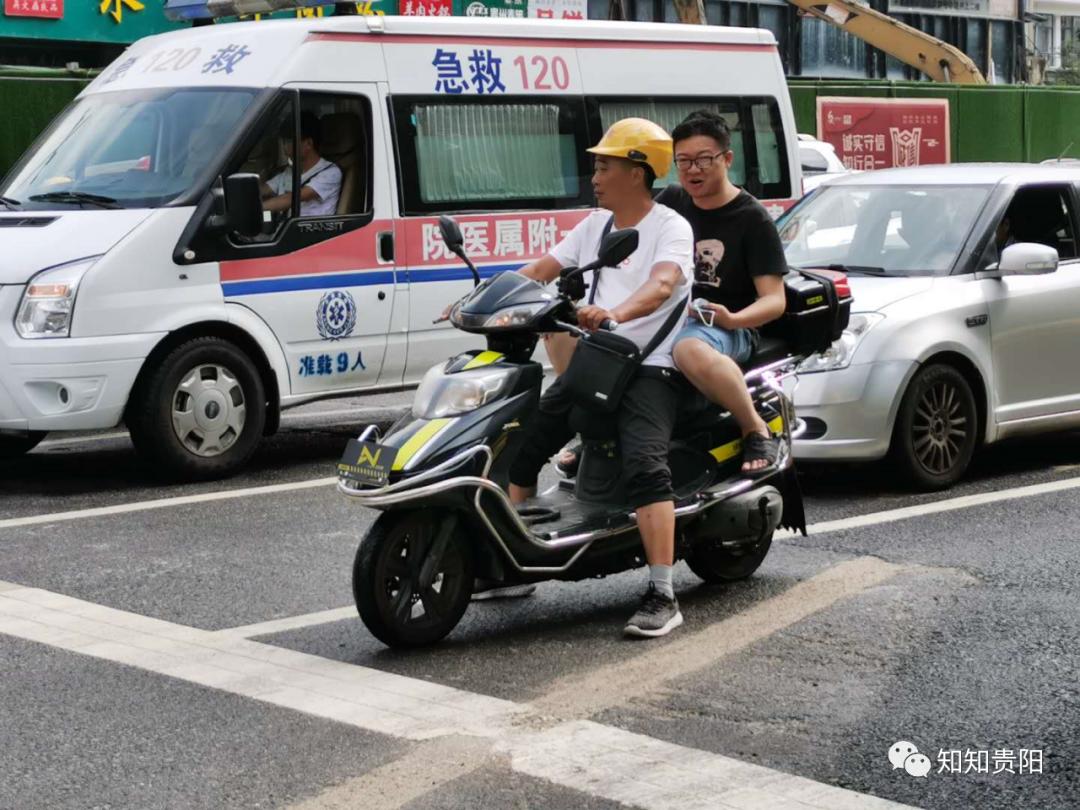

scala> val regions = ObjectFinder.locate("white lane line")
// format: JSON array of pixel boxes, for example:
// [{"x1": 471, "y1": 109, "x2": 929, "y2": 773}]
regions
[
  {"x1": 0, "y1": 579, "x2": 916, "y2": 810},
  {"x1": 33, "y1": 406, "x2": 407, "y2": 450},
  {"x1": 217, "y1": 606, "x2": 358, "y2": 640},
  {"x1": 0, "y1": 478, "x2": 336, "y2": 531},
  {"x1": 532, "y1": 556, "x2": 904, "y2": 721},
  {"x1": 778, "y1": 473, "x2": 1080, "y2": 539},
  {"x1": 280, "y1": 406, "x2": 407, "y2": 422},
  {"x1": 38, "y1": 431, "x2": 130, "y2": 448}
]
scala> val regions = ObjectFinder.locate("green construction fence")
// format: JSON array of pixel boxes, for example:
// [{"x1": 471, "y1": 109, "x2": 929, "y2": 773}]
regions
[
  {"x1": 4, "y1": 72, "x2": 1080, "y2": 179},
  {"x1": 788, "y1": 80, "x2": 1080, "y2": 164}
]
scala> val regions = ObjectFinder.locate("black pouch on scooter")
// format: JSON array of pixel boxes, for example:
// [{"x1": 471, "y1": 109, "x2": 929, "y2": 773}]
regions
[{"x1": 561, "y1": 217, "x2": 689, "y2": 412}]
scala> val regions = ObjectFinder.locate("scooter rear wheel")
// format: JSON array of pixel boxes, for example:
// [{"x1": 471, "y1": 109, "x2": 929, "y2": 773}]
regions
[
  {"x1": 353, "y1": 509, "x2": 474, "y2": 648},
  {"x1": 685, "y1": 532, "x2": 773, "y2": 584}
]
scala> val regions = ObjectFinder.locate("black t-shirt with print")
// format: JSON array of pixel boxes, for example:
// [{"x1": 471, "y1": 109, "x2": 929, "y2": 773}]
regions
[{"x1": 654, "y1": 186, "x2": 788, "y2": 313}]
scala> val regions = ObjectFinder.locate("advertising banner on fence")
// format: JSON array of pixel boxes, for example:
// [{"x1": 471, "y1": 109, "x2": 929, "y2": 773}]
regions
[
  {"x1": 464, "y1": 0, "x2": 526, "y2": 16},
  {"x1": 816, "y1": 97, "x2": 951, "y2": 171},
  {"x1": 528, "y1": 0, "x2": 586, "y2": 18},
  {"x1": 4, "y1": 0, "x2": 62, "y2": 19}
]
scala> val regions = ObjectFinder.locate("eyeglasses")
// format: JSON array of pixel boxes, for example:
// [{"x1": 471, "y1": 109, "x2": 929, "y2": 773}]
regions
[{"x1": 674, "y1": 152, "x2": 728, "y2": 171}]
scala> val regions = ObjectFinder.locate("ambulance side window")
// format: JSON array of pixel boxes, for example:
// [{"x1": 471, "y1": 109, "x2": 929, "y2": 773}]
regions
[
  {"x1": 589, "y1": 96, "x2": 792, "y2": 200},
  {"x1": 391, "y1": 96, "x2": 591, "y2": 214}
]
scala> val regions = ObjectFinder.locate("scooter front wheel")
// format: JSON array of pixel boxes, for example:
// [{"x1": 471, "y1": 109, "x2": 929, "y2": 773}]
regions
[
  {"x1": 685, "y1": 532, "x2": 773, "y2": 584},
  {"x1": 353, "y1": 509, "x2": 474, "y2": 648}
]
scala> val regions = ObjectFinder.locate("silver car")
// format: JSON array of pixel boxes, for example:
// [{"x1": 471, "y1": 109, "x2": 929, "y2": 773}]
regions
[{"x1": 780, "y1": 163, "x2": 1080, "y2": 490}]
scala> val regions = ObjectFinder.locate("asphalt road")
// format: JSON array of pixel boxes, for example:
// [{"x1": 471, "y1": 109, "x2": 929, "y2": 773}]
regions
[{"x1": 1, "y1": 394, "x2": 1077, "y2": 810}]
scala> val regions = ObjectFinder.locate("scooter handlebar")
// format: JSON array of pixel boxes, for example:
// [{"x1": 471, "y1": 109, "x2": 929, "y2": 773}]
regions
[{"x1": 598, "y1": 319, "x2": 618, "y2": 332}]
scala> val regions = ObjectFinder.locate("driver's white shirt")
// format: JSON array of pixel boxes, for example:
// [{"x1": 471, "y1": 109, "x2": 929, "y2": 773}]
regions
[
  {"x1": 550, "y1": 203, "x2": 693, "y2": 368},
  {"x1": 269, "y1": 157, "x2": 342, "y2": 217}
]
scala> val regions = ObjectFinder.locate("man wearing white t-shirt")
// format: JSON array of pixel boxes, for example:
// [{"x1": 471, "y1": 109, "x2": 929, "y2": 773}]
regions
[
  {"x1": 508, "y1": 118, "x2": 694, "y2": 638},
  {"x1": 262, "y1": 111, "x2": 342, "y2": 218}
]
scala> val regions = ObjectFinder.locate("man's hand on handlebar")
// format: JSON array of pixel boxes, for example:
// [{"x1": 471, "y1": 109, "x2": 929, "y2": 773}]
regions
[{"x1": 576, "y1": 305, "x2": 618, "y2": 332}]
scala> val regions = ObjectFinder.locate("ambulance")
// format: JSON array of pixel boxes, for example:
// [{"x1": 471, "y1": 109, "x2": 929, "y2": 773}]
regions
[{"x1": 0, "y1": 10, "x2": 801, "y2": 479}]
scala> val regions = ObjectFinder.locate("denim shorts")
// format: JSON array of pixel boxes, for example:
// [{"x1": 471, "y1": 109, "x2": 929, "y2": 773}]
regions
[{"x1": 674, "y1": 320, "x2": 755, "y2": 364}]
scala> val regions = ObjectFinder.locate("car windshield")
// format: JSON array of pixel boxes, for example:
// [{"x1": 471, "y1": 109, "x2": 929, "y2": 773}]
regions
[
  {"x1": 2, "y1": 87, "x2": 257, "y2": 210},
  {"x1": 780, "y1": 184, "x2": 992, "y2": 276}
]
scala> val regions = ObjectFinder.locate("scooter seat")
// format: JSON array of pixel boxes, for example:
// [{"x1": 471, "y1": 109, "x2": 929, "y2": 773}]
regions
[{"x1": 739, "y1": 334, "x2": 792, "y2": 371}]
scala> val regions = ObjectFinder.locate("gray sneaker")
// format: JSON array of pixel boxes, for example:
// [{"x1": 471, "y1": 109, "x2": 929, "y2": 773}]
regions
[
  {"x1": 624, "y1": 584, "x2": 683, "y2": 638},
  {"x1": 471, "y1": 580, "x2": 537, "y2": 601}
]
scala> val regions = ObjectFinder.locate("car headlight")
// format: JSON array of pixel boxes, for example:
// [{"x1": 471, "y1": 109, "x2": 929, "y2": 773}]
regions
[
  {"x1": 15, "y1": 256, "x2": 99, "y2": 339},
  {"x1": 412, "y1": 365, "x2": 513, "y2": 419},
  {"x1": 797, "y1": 312, "x2": 884, "y2": 373}
]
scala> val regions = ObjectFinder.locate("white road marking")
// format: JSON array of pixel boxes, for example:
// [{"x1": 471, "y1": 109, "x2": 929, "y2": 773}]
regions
[
  {"x1": 0, "y1": 478, "x2": 336, "y2": 530},
  {"x1": 532, "y1": 557, "x2": 905, "y2": 721},
  {"x1": 0, "y1": 577, "x2": 916, "y2": 810},
  {"x1": 32, "y1": 405, "x2": 407, "y2": 450},
  {"x1": 9, "y1": 461, "x2": 1078, "y2": 548},
  {"x1": 777, "y1": 473, "x2": 1080, "y2": 539},
  {"x1": 217, "y1": 606, "x2": 358, "y2": 640}
]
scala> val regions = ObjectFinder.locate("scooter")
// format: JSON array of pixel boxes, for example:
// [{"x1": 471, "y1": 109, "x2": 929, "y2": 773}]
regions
[{"x1": 338, "y1": 216, "x2": 807, "y2": 648}]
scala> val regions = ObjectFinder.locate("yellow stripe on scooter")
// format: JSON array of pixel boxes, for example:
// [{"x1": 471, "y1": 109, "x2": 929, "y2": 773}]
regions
[
  {"x1": 463, "y1": 351, "x2": 504, "y2": 370},
  {"x1": 391, "y1": 418, "x2": 453, "y2": 471},
  {"x1": 709, "y1": 417, "x2": 784, "y2": 463}
]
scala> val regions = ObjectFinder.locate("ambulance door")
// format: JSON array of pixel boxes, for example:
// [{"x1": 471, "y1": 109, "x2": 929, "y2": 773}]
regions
[{"x1": 218, "y1": 84, "x2": 397, "y2": 396}]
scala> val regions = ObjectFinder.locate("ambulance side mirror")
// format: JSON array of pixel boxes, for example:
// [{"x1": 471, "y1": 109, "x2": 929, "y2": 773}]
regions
[{"x1": 221, "y1": 173, "x2": 264, "y2": 238}]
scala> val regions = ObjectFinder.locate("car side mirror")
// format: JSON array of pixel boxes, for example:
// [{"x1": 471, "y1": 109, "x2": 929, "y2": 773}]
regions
[
  {"x1": 991, "y1": 242, "x2": 1059, "y2": 277},
  {"x1": 438, "y1": 215, "x2": 465, "y2": 255},
  {"x1": 208, "y1": 173, "x2": 263, "y2": 238},
  {"x1": 597, "y1": 228, "x2": 639, "y2": 268}
]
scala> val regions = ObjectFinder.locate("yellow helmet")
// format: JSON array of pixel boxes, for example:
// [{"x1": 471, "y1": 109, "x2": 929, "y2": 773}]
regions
[{"x1": 587, "y1": 118, "x2": 673, "y2": 179}]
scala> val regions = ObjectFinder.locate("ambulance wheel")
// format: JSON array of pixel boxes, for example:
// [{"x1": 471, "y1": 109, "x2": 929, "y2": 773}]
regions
[
  {"x1": 0, "y1": 431, "x2": 46, "y2": 459},
  {"x1": 353, "y1": 510, "x2": 474, "y2": 648},
  {"x1": 685, "y1": 532, "x2": 773, "y2": 583},
  {"x1": 129, "y1": 337, "x2": 266, "y2": 481}
]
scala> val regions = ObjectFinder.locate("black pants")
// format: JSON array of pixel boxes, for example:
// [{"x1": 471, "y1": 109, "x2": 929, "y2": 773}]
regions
[{"x1": 509, "y1": 368, "x2": 683, "y2": 510}]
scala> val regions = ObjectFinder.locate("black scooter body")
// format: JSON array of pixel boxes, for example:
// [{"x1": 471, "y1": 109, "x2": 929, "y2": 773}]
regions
[{"x1": 338, "y1": 226, "x2": 806, "y2": 647}]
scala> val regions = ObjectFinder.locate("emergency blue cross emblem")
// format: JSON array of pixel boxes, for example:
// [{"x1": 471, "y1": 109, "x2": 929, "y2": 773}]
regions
[{"x1": 316, "y1": 290, "x2": 357, "y2": 341}]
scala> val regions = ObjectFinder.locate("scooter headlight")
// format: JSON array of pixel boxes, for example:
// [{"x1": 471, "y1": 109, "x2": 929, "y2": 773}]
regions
[{"x1": 412, "y1": 365, "x2": 513, "y2": 419}]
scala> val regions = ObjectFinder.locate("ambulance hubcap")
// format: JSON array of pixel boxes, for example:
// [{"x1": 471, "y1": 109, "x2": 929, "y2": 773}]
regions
[{"x1": 171, "y1": 364, "x2": 247, "y2": 457}]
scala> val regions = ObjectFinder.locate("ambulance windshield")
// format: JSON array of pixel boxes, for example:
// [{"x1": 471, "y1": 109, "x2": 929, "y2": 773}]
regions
[{"x1": 2, "y1": 87, "x2": 256, "y2": 211}]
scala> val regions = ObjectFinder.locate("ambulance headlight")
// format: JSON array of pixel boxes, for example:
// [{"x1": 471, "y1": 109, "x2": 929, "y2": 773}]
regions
[
  {"x1": 413, "y1": 366, "x2": 512, "y2": 419},
  {"x1": 15, "y1": 257, "x2": 99, "y2": 339}
]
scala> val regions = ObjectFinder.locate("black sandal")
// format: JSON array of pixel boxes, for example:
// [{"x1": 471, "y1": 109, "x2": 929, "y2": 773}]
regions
[
  {"x1": 556, "y1": 441, "x2": 582, "y2": 477},
  {"x1": 741, "y1": 432, "x2": 780, "y2": 473}
]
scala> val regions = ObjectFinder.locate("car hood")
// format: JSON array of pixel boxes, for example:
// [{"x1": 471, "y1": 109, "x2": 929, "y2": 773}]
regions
[
  {"x1": 0, "y1": 210, "x2": 153, "y2": 284},
  {"x1": 846, "y1": 274, "x2": 936, "y2": 313}
]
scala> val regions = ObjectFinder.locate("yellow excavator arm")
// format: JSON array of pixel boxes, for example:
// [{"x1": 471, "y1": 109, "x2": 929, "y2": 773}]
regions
[{"x1": 784, "y1": 0, "x2": 986, "y2": 84}]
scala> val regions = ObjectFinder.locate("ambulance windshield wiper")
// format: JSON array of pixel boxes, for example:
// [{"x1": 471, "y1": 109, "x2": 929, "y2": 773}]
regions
[
  {"x1": 0, "y1": 196, "x2": 21, "y2": 211},
  {"x1": 29, "y1": 191, "x2": 122, "y2": 209}
]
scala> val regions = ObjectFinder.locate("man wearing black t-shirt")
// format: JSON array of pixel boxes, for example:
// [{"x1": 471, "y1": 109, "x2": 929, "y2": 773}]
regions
[{"x1": 655, "y1": 111, "x2": 788, "y2": 472}]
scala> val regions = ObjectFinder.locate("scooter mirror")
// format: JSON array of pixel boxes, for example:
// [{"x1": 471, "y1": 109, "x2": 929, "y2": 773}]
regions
[
  {"x1": 597, "y1": 228, "x2": 639, "y2": 268},
  {"x1": 438, "y1": 215, "x2": 465, "y2": 254}
]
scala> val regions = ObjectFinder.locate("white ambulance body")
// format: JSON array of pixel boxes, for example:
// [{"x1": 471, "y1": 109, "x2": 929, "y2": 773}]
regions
[{"x1": 0, "y1": 15, "x2": 800, "y2": 478}]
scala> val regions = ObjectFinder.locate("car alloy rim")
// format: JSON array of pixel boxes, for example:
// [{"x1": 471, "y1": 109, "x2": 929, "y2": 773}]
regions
[
  {"x1": 912, "y1": 381, "x2": 967, "y2": 475},
  {"x1": 171, "y1": 364, "x2": 247, "y2": 458}
]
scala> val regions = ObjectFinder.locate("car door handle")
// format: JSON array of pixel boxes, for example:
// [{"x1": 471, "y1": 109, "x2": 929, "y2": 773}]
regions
[{"x1": 378, "y1": 231, "x2": 394, "y2": 264}]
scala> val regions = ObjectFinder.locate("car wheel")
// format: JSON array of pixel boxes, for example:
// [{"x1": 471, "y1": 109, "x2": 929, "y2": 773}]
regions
[
  {"x1": 891, "y1": 363, "x2": 978, "y2": 491},
  {"x1": 128, "y1": 337, "x2": 266, "y2": 481},
  {"x1": 0, "y1": 431, "x2": 47, "y2": 459}
]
